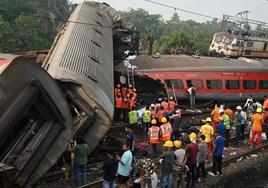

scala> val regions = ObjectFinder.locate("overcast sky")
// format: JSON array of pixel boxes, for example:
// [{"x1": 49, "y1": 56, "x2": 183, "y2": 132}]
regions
[{"x1": 73, "y1": 0, "x2": 268, "y2": 23}]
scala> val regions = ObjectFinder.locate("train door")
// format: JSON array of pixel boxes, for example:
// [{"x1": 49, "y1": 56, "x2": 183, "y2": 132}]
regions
[{"x1": 238, "y1": 40, "x2": 244, "y2": 56}]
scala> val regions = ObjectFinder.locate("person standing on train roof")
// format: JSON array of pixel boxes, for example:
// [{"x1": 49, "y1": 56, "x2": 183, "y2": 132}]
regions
[
  {"x1": 168, "y1": 96, "x2": 176, "y2": 112},
  {"x1": 250, "y1": 107, "x2": 264, "y2": 148},
  {"x1": 143, "y1": 106, "x2": 152, "y2": 135},
  {"x1": 200, "y1": 117, "x2": 214, "y2": 156},
  {"x1": 211, "y1": 104, "x2": 221, "y2": 129},
  {"x1": 244, "y1": 95, "x2": 253, "y2": 109},
  {"x1": 187, "y1": 84, "x2": 196, "y2": 109},
  {"x1": 219, "y1": 109, "x2": 231, "y2": 147}
]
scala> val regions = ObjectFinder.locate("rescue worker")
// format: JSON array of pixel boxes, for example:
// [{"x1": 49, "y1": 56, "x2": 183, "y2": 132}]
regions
[
  {"x1": 121, "y1": 85, "x2": 127, "y2": 98},
  {"x1": 127, "y1": 84, "x2": 133, "y2": 95},
  {"x1": 114, "y1": 84, "x2": 121, "y2": 98},
  {"x1": 160, "y1": 117, "x2": 172, "y2": 142},
  {"x1": 115, "y1": 93, "x2": 123, "y2": 121},
  {"x1": 143, "y1": 106, "x2": 152, "y2": 135},
  {"x1": 211, "y1": 104, "x2": 221, "y2": 129},
  {"x1": 129, "y1": 93, "x2": 136, "y2": 110},
  {"x1": 148, "y1": 119, "x2": 160, "y2": 157},
  {"x1": 170, "y1": 110, "x2": 182, "y2": 140},
  {"x1": 159, "y1": 140, "x2": 174, "y2": 188},
  {"x1": 200, "y1": 117, "x2": 214, "y2": 155},
  {"x1": 161, "y1": 98, "x2": 169, "y2": 114},
  {"x1": 168, "y1": 96, "x2": 176, "y2": 112},
  {"x1": 263, "y1": 96, "x2": 268, "y2": 109},
  {"x1": 128, "y1": 107, "x2": 138, "y2": 134},
  {"x1": 244, "y1": 95, "x2": 253, "y2": 109},
  {"x1": 122, "y1": 94, "x2": 130, "y2": 121},
  {"x1": 157, "y1": 106, "x2": 164, "y2": 124},
  {"x1": 187, "y1": 84, "x2": 196, "y2": 109},
  {"x1": 219, "y1": 109, "x2": 231, "y2": 147},
  {"x1": 173, "y1": 140, "x2": 185, "y2": 188},
  {"x1": 132, "y1": 88, "x2": 137, "y2": 106},
  {"x1": 146, "y1": 30, "x2": 154, "y2": 55},
  {"x1": 150, "y1": 104, "x2": 157, "y2": 120},
  {"x1": 250, "y1": 107, "x2": 264, "y2": 148},
  {"x1": 224, "y1": 105, "x2": 234, "y2": 121},
  {"x1": 234, "y1": 106, "x2": 244, "y2": 145},
  {"x1": 184, "y1": 133, "x2": 198, "y2": 187}
]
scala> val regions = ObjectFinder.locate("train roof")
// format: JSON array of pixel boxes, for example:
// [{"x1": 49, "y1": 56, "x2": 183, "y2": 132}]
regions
[{"x1": 115, "y1": 55, "x2": 268, "y2": 72}]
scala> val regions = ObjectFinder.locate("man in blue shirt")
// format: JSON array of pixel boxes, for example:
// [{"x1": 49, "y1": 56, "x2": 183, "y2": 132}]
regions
[
  {"x1": 216, "y1": 122, "x2": 226, "y2": 138},
  {"x1": 209, "y1": 131, "x2": 225, "y2": 176},
  {"x1": 116, "y1": 143, "x2": 133, "y2": 188}
]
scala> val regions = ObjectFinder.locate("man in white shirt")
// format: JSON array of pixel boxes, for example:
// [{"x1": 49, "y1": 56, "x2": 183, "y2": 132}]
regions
[{"x1": 187, "y1": 85, "x2": 196, "y2": 109}]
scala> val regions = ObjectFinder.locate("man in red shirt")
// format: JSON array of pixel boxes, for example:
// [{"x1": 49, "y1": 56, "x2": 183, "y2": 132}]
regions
[{"x1": 184, "y1": 132, "x2": 198, "y2": 187}]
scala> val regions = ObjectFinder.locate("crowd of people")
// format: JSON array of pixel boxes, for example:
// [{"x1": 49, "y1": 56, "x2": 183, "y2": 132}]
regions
[{"x1": 106, "y1": 89, "x2": 268, "y2": 188}]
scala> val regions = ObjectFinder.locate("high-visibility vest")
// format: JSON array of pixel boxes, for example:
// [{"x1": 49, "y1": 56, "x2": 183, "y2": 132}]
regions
[
  {"x1": 115, "y1": 97, "x2": 123, "y2": 109},
  {"x1": 157, "y1": 110, "x2": 164, "y2": 122},
  {"x1": 143, "y1": 110, "x2": 152, "y2": 123},
  {"x1": 129, "y1": 110, "x2": 138, "y2": 124},
  {"x1": 168, "y1": 101, "x2": 176, "y2": 111},
  {"x1": 114, "y1": 88, "x2": 121, "y2": 98},
  {"x1": 222, "y1": 114, "x2": 231, "y2": 130},
  {"x1": 161, "y1": 101, "x2": 169, "y2": 112},
  {"x1": 122, "y1": 87, "x2": 127, "y2": 97},
  {"x1": 160, "y1": 122, "x2": 172, "y2": 141},
  {"x1": 149, "y1": 126, "x2": 160, "y2": 144}
]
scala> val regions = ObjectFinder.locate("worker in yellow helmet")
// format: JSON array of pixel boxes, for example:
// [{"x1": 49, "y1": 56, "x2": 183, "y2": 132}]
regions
[
  {"x1": 173, "y1": 140, "x2": 186, "y2": 188},
  {"x1": 200, "y1": 117, "x2": 214, "y2": 155},
  {"x1": 159, "y1": 140, "x2": 174, "y2": 188},
  {"x1": 160, "y1": 117, "x2": 172, "y2": 142},
  {"x1": 184, "y1": 132, "x2": 198, "y2": 187},
  {"x1": 148, "y1": 119, "x2": 160, "y2": 157}
]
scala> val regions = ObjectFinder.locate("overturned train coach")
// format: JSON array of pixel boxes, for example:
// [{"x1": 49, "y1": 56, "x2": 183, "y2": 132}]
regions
[
  {"x1": 116, "y1": 55, "x2": 268, "y2": 101},
  {"x1": 0, "y1": 2, "x2": 135, "y2": 187}
]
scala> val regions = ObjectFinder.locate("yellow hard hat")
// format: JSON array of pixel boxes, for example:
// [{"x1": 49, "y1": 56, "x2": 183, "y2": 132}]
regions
[
  {"x1": 173, "y1": 140, "x2": 182, "y2": 148},
  {"x1": 189, "y1": 132, "x2": 197, "y2": 141},
  {"x1": 206, "y1": 117, "x2": 212, "y2": 123},
  {"x1": 133, "y1": 88, "x2": 136, "y2": 92},
  {"x1": 151, "y1": 119, "x2": 157, "y2": 125},
  {"x1": 169, "y1": 96, "x2": 174, "y2": 100},
  {"x1": 161, "y1": 117, "x2": 167, "y2": 123},
  {"x1": 163, "y1": 140, "x2": 174, "y2": 148},
  {"x1": 256, "y1": 107, "x2": 262, "y2": 113}
]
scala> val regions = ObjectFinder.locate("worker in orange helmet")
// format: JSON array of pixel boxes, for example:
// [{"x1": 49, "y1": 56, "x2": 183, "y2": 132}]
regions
[
  {"x1": 168, "y1": 96, "x2": 176, "y2": 112},
  {"x1": 211, "y1": 104, "x2": 221, "y2": 129},
  {"x1": 160, "y1": 117, "x2": 172, "y2": 142},
  {"x1": 114, "y1": 93, "x2": 123, "y2": 121},
  {"x1": 114, "y1": 84, "x2": 121, "y2": 98},
  {"x1": 148, "y1": 119, "x2": 160, "y2": 157}
]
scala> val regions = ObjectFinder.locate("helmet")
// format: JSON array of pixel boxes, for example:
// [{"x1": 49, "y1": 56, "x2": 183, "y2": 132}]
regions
[
  {"x1": 236, "y1": 106, "x2": 242, "y2": 110},
  {"x1": 169, "y1": 96, "x2": 174, "y2": 100},
  {"x1": 256, "y1": 107, "x2": 262, "y2": 113},
  {"x1": 129, "y1": 84, "x2": 133, "y2": 88},
  {"x1": 151, "y1": 119, "x2": 157, "y2": 125},
  {"x1": 173, "y1": 140, "x2": 182, "y2": 148},
  {"x1": 206, "y1": 117, "x2": 212, "y2": 123},
  {"x1": 133, "y1": 88, "x2": 136, "y2": 92},
  {"x1": 189, "y1": 132, "x2": 197, "y2": 141},
  {"x1": 127, "y1": 94, "x2": 130, "y2": 97},
  {"x1": 158, "y1": 98, "x2": 162, "y2": 102},
  {"x1": 116, "y1": 84, "x2": 120, "y2": 88},
  {"x1": 118, "y1": 93, "x2": 122, "y2": 97},
  {"x1": 163, "y1": 140, "x2": 174, "y2": 148},
  {"x1": 161, "y1": 117, "x2": 167, "y2": 123}
]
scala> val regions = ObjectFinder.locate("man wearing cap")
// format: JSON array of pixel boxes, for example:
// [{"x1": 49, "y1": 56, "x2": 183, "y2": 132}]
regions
[
  {"x1": 219, "y1": 109, "x2": 231, "y2": 147},
  {"x1": 148, "y1": 119, "x2": 160, "y2": 157},
  {"x1": 200, "y1": 117, "x2": 214, "y2": 155},
  {"x1": 159, "y1": 140, "x2": 174, "y2": 188},
  {"x1": 250, "y1": 108, "x2": 264, "y2": 148},
  {"x1": 173, "y1": 140, "x2": 185, "y2": 188},
  {"x1": 160, "y1": 117, "x2": 172, "y2": 142},
  {"x1": 168, "y1": 96, "x2": 176, "y2": 112},
  {"x1": 184, "y1": 132, "x2": 198, "y2": 187},
  {"x1": 234, "y1": 106, "x2": 244, "y2": 145}
]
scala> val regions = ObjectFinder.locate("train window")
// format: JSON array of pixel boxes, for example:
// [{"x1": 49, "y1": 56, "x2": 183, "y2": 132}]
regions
[
  {"x1": 243, "y1": 80, "x2": 256, "y2": 89},
  {"x1": 247, "y1": 41, "x2": 253, "y2": 47},
  {"x1": 165, "y1": 79, "x2": 184, "y2": 89},
  {"x1": 259, "y1": 80, "x2": 268, "y2": 89},
  {"x1": 235, "y1": 41, "x2": 240, "y2": 47},
  {"x1": 206, "y1": 80, "x2": 222, "y2": 89},
  {"x1": 187, "y1": 80, "x2": 203, "y2": 89},
  {"x1": 225, "y1": 80, "x2": 240, "y2": 89}
]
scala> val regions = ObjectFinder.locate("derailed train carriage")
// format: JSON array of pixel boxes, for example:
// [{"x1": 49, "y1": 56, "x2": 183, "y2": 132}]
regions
[{"x1": 0, "y1": 2, "x2": 136, "y2": 186}]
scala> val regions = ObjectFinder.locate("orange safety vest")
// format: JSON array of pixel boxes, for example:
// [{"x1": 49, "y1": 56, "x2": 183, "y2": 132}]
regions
[
  {"x1": 160, "y1": 122, "x2": 172, "y2": 142},
  {"x1": 168, "y1": 101, "x2": 176, "y2": 111},
  {"x1": 149, "y1": 126, "x2": 160, "y2": 144},
  {"x1": 114, "y1": 88, "x2": 121, "y2": 98},
  {"x1": 132, "y1": 92, "x2": 137, "y2": 102},
  {"x1": 115, "y1": 97, "x2": 123, "y2": 109},
  {"x1": 122, "y1": 97, "x2": 129, "y2": 109},
  {"x1": 152, "y1": 109, "x2": 157, "y2": 119},
  {"x1": 129, "y1": 98, "x2": 136, "y2": 110},
  {"x1": 122, "y1": 87, "x2": 127, "y2": 97},
  {"x1": 127, "y1": 88, "x2": 133, "y2": 94},
  {"x1": 161, "y1": 101, "x2": 169, "y2": 112},
  {"x1": 157, "y1": 110, "x2": 164, "y2": 123}
]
